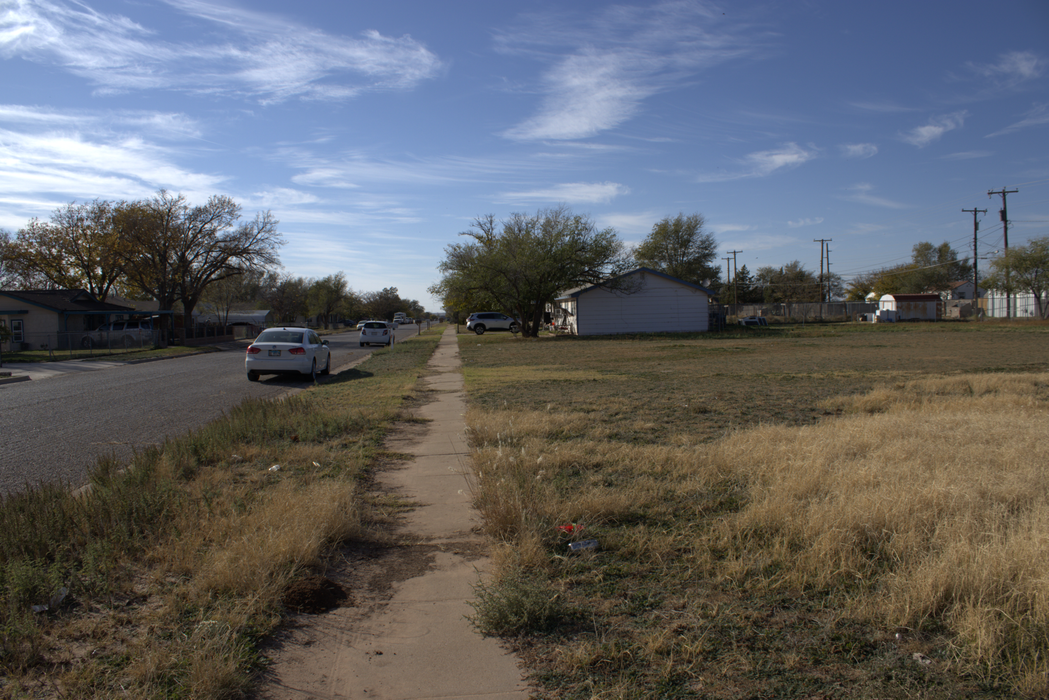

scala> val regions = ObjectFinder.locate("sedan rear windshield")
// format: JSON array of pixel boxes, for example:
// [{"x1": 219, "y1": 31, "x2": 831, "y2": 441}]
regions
[
  {"x1": 363, "y1": 322, "x2": 388, "y2": 329},
  {"x1": 256, "y1": 330, "x2": 304, "y2": 344}
]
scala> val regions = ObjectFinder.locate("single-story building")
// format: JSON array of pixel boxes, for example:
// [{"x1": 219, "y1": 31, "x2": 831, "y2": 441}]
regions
[
  {"x1": 0, "y1": 289, "x2": 139, "y2": 351},
  {"x1": 939, "y1": 280, "x2": 983, "y2": 301},
  {"x1": 878, "y1": 293, "x2": 942, "y2": 322},
  {"x1": 554, "y1": 267, "x2": 716, "y2": 336}
]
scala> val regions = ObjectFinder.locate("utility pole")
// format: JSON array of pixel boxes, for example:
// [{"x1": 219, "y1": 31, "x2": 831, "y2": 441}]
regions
[
  {"x1": 814, "y1": 239, "x2": 832, "y2": 303},
  {"x1": 962, "y1": 207, "x2": 987, "y2": 315},
  {"x1": 726, "y1": 250, "x2": 742, "y2": 308},
  {"x1": 988, "y1": 188, "x2": 1018, "y2": 318}
]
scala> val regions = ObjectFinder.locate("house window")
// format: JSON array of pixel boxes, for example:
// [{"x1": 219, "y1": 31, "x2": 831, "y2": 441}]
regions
[{"x1": 10, "y1": 319, "x2": 24, "y2": 343}]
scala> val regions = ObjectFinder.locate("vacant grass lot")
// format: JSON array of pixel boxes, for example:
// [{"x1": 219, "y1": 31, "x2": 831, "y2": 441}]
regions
[{"x1": 461, "y1": 321, "x2": 1049, "y2": 699}]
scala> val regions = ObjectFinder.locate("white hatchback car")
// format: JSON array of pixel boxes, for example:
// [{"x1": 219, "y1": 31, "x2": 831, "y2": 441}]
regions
[
  {"x1": 360, "y1": 321, "x2": 394, "y2": 347},
  {"x1": 245, "y1": 327, "x2": 331, "y2": 381}
]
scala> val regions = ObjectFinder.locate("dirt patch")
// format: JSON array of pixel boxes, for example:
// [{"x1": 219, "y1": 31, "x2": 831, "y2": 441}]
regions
[{"x1": 281, "y1": 573, "x2": 351, "y2": 614}]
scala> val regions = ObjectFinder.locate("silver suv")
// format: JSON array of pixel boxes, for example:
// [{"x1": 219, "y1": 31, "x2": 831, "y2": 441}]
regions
[
  {"x1": 83, "y1": 319, "x2": 154, "y2": 348},
  {"x1": 466, "y1": 312, "x2": 520, "y2": 335}
]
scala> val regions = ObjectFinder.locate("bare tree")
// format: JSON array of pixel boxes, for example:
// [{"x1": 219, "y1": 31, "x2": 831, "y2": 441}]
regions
[{"x1": 117, "y1": 191, "x2": 283, "y2": 332}]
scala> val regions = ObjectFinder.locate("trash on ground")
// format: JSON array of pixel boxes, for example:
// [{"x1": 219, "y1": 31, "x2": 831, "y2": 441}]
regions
[{"x1": 568, "y1": 539, "x2": 599, "y2": 552}]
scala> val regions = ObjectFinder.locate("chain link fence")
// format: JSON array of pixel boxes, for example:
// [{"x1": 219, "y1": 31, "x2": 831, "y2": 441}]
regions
[{"x1": 3, "y1": 329, "x2": 161, "y2": 360}]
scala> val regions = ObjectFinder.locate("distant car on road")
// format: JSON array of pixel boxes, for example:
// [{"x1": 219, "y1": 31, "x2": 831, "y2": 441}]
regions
[
  {"x1": 245, "y1": 327, "x2": 330, "y2": 381},
  {"x1": 82, "y1": 319, "x2": 154, "y2": 348},
  {"x1": 466, "y1": 312, "x2": 520, "y2": 335},
  {"x1": 360, "y1": 321, "x2": 394, "y2": 347}
]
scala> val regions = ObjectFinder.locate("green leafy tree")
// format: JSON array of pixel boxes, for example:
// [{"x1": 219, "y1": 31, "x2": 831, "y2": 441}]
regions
[
  {"x1": 362, "y1": 286, "x2": 405, "y2": 321},
  {"x1": 846, "y1": 242, "x2": 971, "y2": 300},
  {"x1": 719, "y1": 264, "x2": 761, "y2": 304},
  {"x1": 9, "y1": 200, "x2": 126, "y2": 300},
  {"x1": 633, "y1": 213, "x2": 720, "y2": 286},
  {"x1": 307, "y1": 273, "x2": 348, "y2": 329},
  {"x1": 755, "y1": 261, "x2": 820, "y2": 303},
  {"x1": 908, "y1": 241, "x2": 972, "y2": 292},
  {"x1": 431, "y1": 206, "x2": 631, "y2": 337},
  {"x1": 260, "y1": 272, "x2": 310, "y2": 324},
  {"x1": 0, "y1": 229, "x2": 19, "y2": 290},
  {"x1": 984, "y1": 236, "x2": 1049, "y2": 319}
]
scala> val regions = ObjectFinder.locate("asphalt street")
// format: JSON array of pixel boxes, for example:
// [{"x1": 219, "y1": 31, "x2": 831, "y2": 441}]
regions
[{"x1": 0, "y1": 326, "x2": 417, "y2": 496}]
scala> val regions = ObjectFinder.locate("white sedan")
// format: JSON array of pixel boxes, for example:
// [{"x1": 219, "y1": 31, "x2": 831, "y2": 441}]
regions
[
  {"x1": 360, "y1": 321, "x2": 394, "y2": 347},
  {"x1": 245, "y1": 327, "x2": 331, "y2": 381}
]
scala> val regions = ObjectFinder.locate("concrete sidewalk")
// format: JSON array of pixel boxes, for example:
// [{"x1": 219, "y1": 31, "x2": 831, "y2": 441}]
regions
[{"x1": 262, "y1": 327, "x2": 531, "y2": 700}]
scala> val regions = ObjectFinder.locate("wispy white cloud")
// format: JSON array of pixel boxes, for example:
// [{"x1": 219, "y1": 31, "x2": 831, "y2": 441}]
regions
[
  {"x1": 900, "y1": 111, "x2": 967, "y2": 147},
  {"x1": 967, "y1": 51, "x2": 1046, "y2": 86},
  {"x1": 787, "y1": 217, "x2": 824, "y2": 228},
  {"x1": 600, "y1": 211, "x2": 659, "y2": 236},
  {"x1": 0, "y1": 105, "x2": 227, "y2": 222},
  {"x1": 289, "y1": 152, "x2": 518, "y2": 189},
  {"x1": 498, "y1": 181, "x2": 629, "y2": 205},
  {"x1": 942, "y1": 151, "x2": 992, "y2": 160},
  {"x1": 839, "y1": 143, "x2": 877, "y2": 159},
  {"x1": 986, "y1": 103, "x2": 1049, "y2": 138},
  {"x1": 840, "y1": 183, "x2": 909, "y2": 210},
  {"x1": 848, "y1": 101, "x2": 917, "y2": 114},
  {"x1": 0, "y1": 0, "x2": 442, "y2": 102},
  {"x1": 498, "y1": 2, "x2": 759, "y2": 140},
  {"x1": 697, "y1": 142, "x2": 816, "y2": 182}
]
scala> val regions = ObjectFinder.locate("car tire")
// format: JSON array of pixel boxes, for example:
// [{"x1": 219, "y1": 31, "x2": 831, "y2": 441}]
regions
[
  {"x1": 321, "y1": 352, "x2": 331, "y2": 375},
  {"x1": 81, "y1": 336, "x2": 94, "y2": 349},
  {"x1": 474, "y1": 324, "x2": 486, "y2": 335},
  {"x1": 509, "y1": 323, "x2": 520, "y2": 333},
  {"x1": 122, "y1": 335, "x2": 134, "y2": 349},
  {"x1": 360, "y1": 342, "x2": 365, "y2": 347},
  {"x1": 247, "y1": 371, "x2": 260, "y2": 382}
]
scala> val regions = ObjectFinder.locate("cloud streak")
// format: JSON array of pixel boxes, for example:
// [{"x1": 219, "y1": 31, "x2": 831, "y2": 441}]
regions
[
  {"x1": 900, "y1": 112, "x2": 967, "y2": 147},
  {"x1": 498, "y1": 181, "x2": 629, "y2": 205},
  {"x1": 498, "y1": 1, "x2": 759, "y2": 140},
  {"x1": 0, "y1": 0, "x2": 442, "y2": 102},
  {"x1": 839, "y1": 143, "x2": 877, "y2": 159},
  {"x1": 967, "y1": 50, "x2": 1046, "y2": 87},
  {"x1": 986, "y1": 103, "x2": 1049, "y2": 138},
  {"x1": 840, "y1": 183, "x2": 909, "y2": 210}
]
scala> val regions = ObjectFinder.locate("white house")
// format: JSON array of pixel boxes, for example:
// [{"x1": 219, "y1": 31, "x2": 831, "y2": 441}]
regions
[{"x1": 554, "y1": 268, "x2": 715, "y2": 336}]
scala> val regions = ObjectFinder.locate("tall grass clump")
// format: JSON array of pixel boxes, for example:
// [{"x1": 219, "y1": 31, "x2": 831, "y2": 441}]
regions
[{"x1": 708, "y1": 372, "x2": 1049, "y2": 692}]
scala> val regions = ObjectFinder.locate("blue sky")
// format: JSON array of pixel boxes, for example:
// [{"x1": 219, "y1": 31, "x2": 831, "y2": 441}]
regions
[{"x1": 2, "y1": 0, "x2": 1047, "y2": 310}]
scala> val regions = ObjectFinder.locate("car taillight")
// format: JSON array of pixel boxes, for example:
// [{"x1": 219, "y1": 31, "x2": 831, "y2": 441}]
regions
[
  {"x1": 289, "y1": 347, "x2": 306, "y2": 355},
  {"x1": 383, "y1": 330, "x2": 388, "y2": 335},
  {"x1": 246, "y1": 346, "x2": 261, "y2": 354}
]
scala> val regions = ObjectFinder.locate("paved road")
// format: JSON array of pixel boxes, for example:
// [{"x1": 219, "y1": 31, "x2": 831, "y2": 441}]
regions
[{"x1": 0, "y1": 326, "x2": 417, "y2": 496}]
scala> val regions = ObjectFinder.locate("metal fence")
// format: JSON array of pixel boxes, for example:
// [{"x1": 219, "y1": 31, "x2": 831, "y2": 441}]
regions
[
  {"x1": 722, "y1": 302, "x2": 880, "y2": 324},
  {"x1": 2, "y1": 330, "x2": 161, "y2": 359}
]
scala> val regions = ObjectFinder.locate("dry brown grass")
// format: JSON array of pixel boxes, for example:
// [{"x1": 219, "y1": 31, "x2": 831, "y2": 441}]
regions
[
  {"x1": 0, "y1": 334, "x2": 441, "y2": 699},
  {"x1": 461, "y1": 322, "x2": 1049, "y2": 698}
]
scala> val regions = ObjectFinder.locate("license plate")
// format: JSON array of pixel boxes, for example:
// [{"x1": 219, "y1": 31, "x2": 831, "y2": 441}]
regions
[{"x1": 268, "y1": 349, "x2": 280, "y2": 356}]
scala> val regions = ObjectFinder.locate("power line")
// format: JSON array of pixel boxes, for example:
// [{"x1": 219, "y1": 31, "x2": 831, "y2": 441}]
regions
[
  {"x1": 988, "y1": 187, "x2": 1018, "y2": 318},
  {"x1": 962, "y1": 207, "x2": 987, "y2": 293}
]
